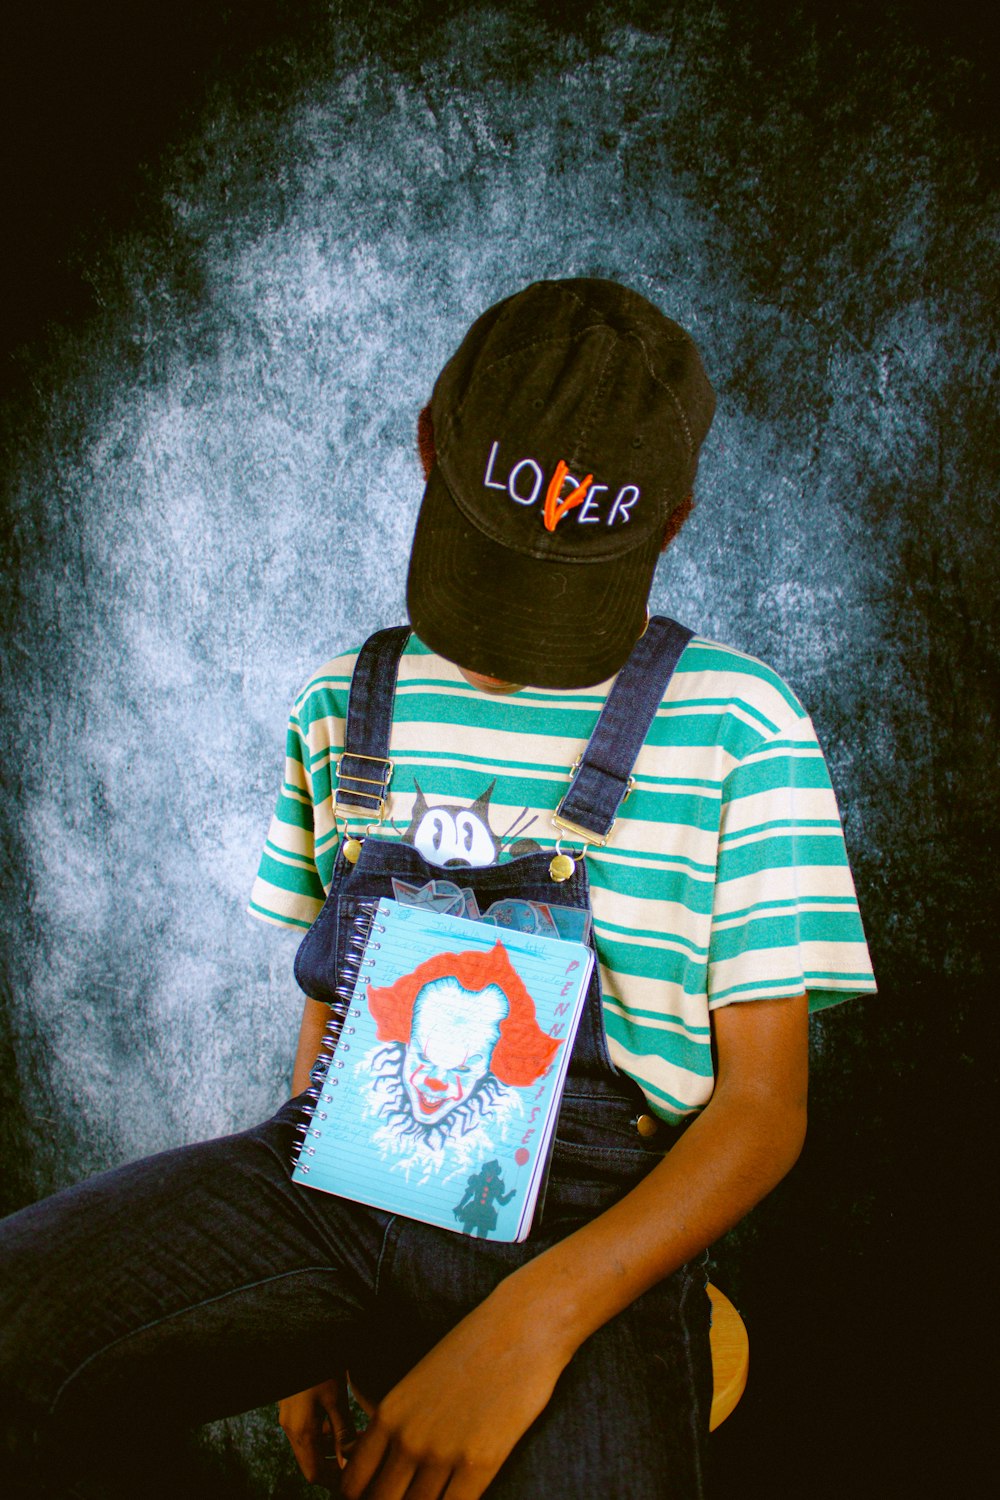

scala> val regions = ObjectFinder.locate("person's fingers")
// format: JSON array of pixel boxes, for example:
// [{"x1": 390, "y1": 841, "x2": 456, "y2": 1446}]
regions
[
  {"x1": 280, "y1": 1398, "x2": 339, "y2": 1488},
  {"x1": 321, "y1": 1385, "x2": 358, "y2": 1469},
  {"x1": 402, "y1": 1457, "x2": 459, "y2": 1500},
  {"x1": 347, "y1": 1374, "x2": 376, "y2": 1420},
  {"x1": 339, "y1": 1416, "x2": 391, "y2": 1500},
  {"x1": 440, "y1": 1462, "x2": 495, "y2": 1500},
  {"x1": 280, "y1": 1379, "x2": 360, "y2": 1487}
]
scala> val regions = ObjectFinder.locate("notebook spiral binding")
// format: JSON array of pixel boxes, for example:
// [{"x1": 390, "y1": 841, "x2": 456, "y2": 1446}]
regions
[{"x1": 290, "y1": 898, "x2": 382, "y2": 1173}]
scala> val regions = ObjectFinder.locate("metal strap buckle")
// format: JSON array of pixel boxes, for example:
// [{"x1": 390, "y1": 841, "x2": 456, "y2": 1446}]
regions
[
  {"x1": 334, "y1": 753, "x2": 394, "y2": 823},
  {"x1": 550, "y1": 810, "x2": 611, "y2": 847},
  {"x1": 554, "y1": 759, "x2": 636, "y2": 846}
]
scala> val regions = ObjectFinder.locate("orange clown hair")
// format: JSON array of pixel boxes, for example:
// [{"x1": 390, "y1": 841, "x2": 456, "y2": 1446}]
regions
[{"x1": 366, "y1": 942, "x2": 561, "y2": 1087}]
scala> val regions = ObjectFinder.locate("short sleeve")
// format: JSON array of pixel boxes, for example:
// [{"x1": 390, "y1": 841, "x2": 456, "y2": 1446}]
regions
[
  {"x1": 707, "y1": 714, "x2": 876, "y2": 1012},
  {"x1": 248, "y1": 711, "x2": 328, "y2": 931}
]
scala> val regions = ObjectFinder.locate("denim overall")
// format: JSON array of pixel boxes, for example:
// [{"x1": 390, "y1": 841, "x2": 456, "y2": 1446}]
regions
[
  {"x1": 0, "y1": 620, "x2": 712, "y2": 1500},
  {"x1": 289, "y1": 619, "x2": 713, "y2": 1489}
]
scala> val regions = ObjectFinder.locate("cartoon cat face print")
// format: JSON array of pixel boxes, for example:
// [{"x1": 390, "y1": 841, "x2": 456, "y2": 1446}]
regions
[{"x1": 401, "y1": 779, "x2": 541, "y2": 868}]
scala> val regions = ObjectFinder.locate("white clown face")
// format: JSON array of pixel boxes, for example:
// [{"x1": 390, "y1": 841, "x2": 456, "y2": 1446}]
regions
[{"x1": 402, "y1": 977, "x2": 508, "y2": 1126}]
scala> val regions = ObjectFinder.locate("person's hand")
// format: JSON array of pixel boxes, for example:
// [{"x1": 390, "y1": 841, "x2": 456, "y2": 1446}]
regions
[
  {"x1": 340, "y1": 1285, "x2": 572, "y2": 1500},
  {"x1": 279, "y1": 1372, "x2": 366, "y2": 1489}
]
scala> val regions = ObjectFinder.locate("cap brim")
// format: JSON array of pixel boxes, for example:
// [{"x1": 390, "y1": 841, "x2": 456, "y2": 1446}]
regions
[{"x1": 406, "y1": 466, "x2": 661, "y2": 690}]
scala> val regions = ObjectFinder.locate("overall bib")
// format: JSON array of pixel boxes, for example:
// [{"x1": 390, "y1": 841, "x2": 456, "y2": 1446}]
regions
[{"x1": 294, "y1": 618, "x2": 696, "y2": 1186}]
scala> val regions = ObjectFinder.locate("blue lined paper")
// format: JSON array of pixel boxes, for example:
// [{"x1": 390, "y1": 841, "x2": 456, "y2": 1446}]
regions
[{"x1": 293, "y1": 898, "x2": 594, "y2": 1241}]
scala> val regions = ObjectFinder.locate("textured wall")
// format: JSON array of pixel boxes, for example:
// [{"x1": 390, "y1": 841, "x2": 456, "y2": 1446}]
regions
[{"x1": 1, "y1": 3, "x2": 995, "y2": 1495}]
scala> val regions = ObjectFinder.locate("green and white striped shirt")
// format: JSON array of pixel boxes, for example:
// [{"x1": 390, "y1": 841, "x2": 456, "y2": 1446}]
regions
[{"x1": 250, "y1": 633, "x2": 875, "y2": 1123}]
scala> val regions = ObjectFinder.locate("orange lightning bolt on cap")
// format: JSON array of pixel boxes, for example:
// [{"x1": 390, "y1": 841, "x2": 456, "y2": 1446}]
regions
[{"x1": 543, "y1": 461, "x2": 594, "y2": 532}]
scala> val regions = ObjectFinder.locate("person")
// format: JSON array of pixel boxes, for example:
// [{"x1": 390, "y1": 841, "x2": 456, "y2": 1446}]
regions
[{"x1": 0, "y1": 277, "x2": 876, "y2": 1500}]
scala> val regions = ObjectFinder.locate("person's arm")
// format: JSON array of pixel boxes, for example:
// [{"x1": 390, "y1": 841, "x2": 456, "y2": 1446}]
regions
[
  {"x1": 291, "y1": 994, "x2": 333, "y2": 1096},
  {"x1": 341, "y1": 989, "x2": 809, "y2": 1500},
  {"x1": 280, "y1": 997, "x2": 359, "y2": 1487}
]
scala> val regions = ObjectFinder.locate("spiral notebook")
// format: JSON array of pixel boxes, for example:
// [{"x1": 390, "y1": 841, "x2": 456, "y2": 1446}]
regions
[{"x1": 291, "y1": 897, "x2": 594, "y2": 1242}]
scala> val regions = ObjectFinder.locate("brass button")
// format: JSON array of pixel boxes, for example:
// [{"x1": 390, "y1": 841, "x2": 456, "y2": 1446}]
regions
[
  {"x1": 634, "y1": 1113, "x2": 659, "y2": 1140},
  {"x1": 342, "y1": 837, "x2": 362, "y2": 865},
  {"x1": 549, "y1": 852, "x2": 576, "y2": 882}
]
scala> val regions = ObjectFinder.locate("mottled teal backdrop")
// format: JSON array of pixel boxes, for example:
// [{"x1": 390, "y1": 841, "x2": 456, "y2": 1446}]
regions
[{"x1": 1, "y1": 2, "x2": 995, "y2": 1495}]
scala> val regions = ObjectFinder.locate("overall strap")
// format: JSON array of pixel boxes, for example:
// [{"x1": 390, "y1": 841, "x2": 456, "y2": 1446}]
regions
[
  {"x1": 553, "y1": 616, "x2": 694, "y2": 846},
  {"x1": 335, "y1": 625, "x2": 411, "y2": 820}
]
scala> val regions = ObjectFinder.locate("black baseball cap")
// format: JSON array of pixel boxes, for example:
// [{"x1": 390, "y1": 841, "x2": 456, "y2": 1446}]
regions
[{"x1": 406, "y1": 277, "x2": 715, "y2": 688}]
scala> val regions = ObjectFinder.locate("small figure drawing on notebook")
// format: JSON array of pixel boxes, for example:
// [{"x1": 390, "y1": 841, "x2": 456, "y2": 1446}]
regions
[
  {"x1": 453, "y1": 1160, "x2": 515, "y2": 1239},
  {"x1": 363, "y1": 943, "x2": 561, "y2": 1177}
]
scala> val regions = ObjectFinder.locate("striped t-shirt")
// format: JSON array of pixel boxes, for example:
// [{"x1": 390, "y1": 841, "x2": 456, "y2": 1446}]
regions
[{"x1": 249, "y1": 632, "x2": 875, "y2": 1123}]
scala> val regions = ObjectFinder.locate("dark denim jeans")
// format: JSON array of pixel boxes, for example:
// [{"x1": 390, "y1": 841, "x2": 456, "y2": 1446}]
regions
[{"x1": 0, "y1": 1084, "x2": 711, "y2": 1499}]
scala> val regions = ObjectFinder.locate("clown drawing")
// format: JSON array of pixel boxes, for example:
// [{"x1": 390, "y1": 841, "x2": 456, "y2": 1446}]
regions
[{"x1": 362, "y1": 943, "x2": 560, "y2": 1172}]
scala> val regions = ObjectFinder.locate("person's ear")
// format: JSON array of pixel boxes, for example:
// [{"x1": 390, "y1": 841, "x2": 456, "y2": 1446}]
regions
[
  {"x1": 662, "y1": 493, "x2": 694, "y2": 550},
  {"x1": 417, "y1": 405, "x2": 436, "y2": 480}
]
